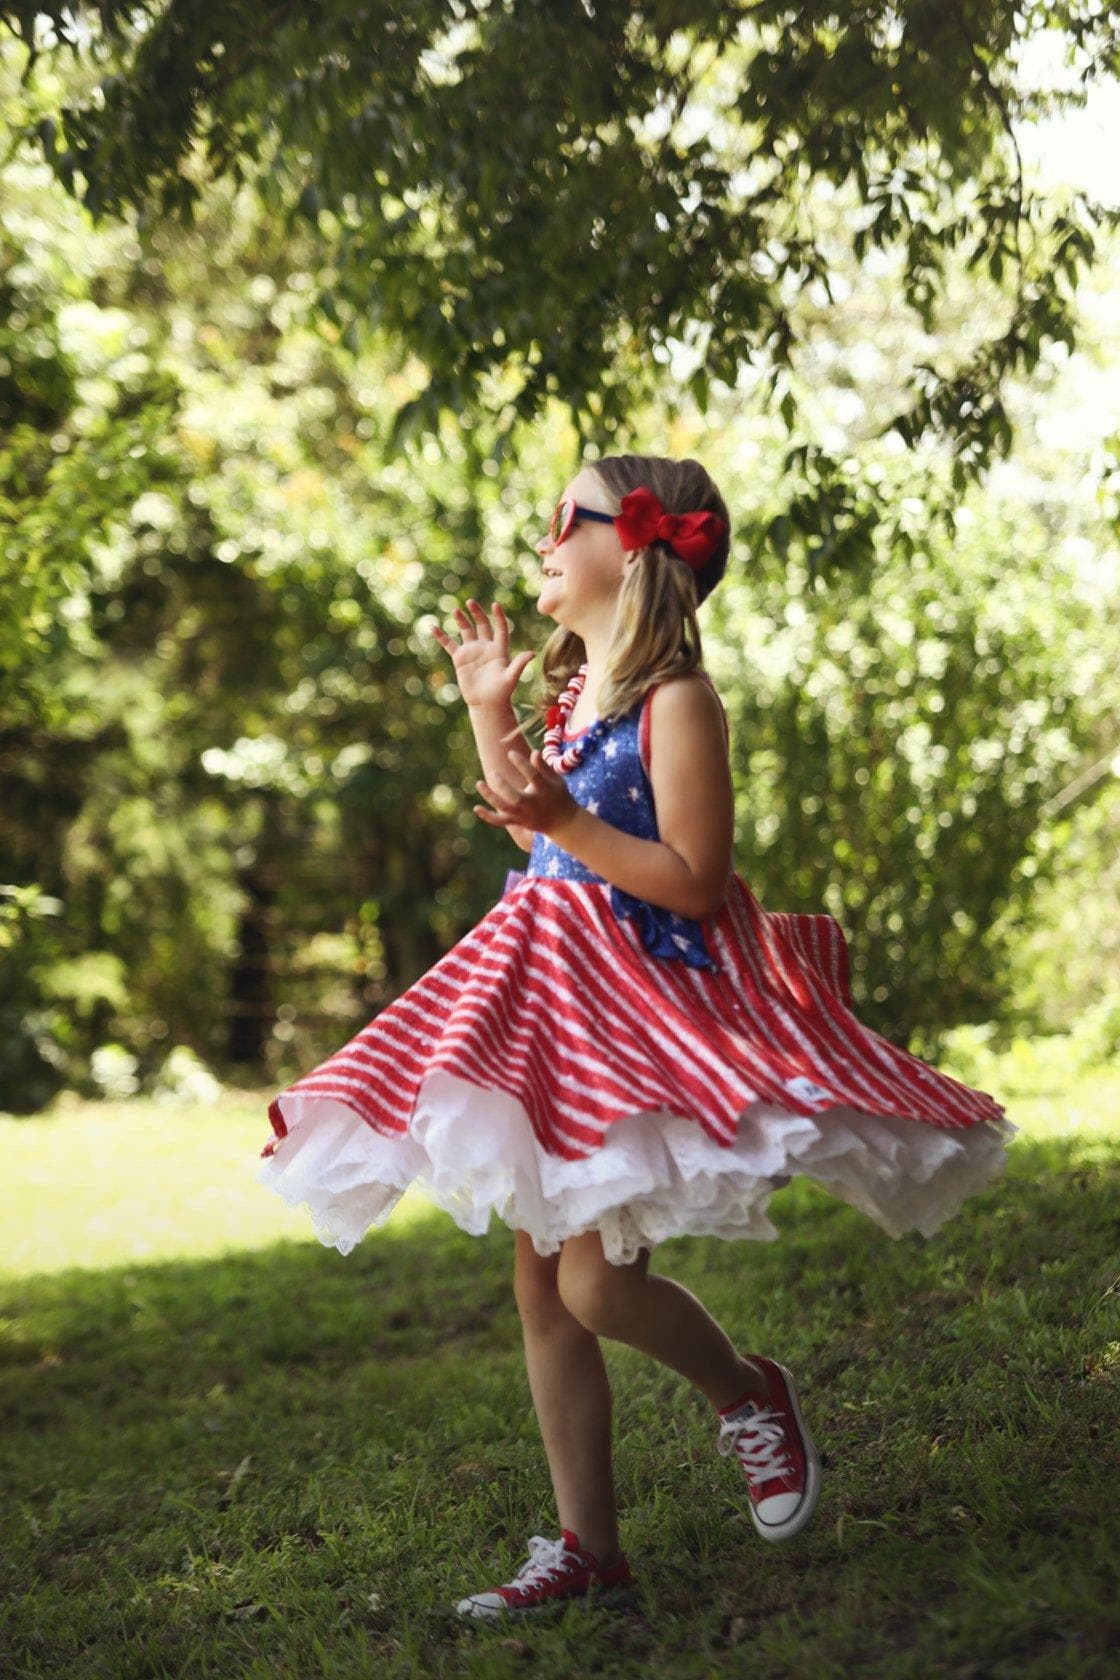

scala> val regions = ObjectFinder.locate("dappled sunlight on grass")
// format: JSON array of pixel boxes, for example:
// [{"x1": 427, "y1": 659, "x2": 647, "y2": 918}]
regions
[
  {"x1": 988, "y1": 1065, "x2": 1120, "y2": 1146},
  {"x1": 938, "y1": 1051, "x2": 1120, "y2": 1164},
  {"x1": 0, "y1": 1091, "x2": 439, "y2": 1280},
  {"x1": 2, "y1": 1111, "x2": 1117, "y2": 1679}
]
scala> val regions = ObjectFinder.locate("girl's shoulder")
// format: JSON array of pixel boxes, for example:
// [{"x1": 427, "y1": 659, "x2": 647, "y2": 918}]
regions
[
  {"x1": 659, "y1": 668, "x2": 722, "y2": 698},
  {"x1": 639, "y1": 670, "x2": 729, "y2": 772},
  {"x1": 647, "y1": 669, "x2": 727, "y2": 722}
]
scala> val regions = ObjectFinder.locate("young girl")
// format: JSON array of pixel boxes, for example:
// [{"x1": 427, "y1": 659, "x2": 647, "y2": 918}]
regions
[{"x1": 259, "y1": 452, "x2": 1015, "y2": 1619}]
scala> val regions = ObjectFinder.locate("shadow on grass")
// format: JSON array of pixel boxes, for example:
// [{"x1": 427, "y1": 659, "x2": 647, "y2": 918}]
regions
[{"x1": 2, "y1": 1132, "x2": 1118, "y2": 1680}]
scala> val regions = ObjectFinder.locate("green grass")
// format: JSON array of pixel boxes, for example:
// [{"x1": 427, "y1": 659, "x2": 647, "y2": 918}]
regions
[{"x1": 1, "y1": 1068, "x2": 1118, "y2": 1679}]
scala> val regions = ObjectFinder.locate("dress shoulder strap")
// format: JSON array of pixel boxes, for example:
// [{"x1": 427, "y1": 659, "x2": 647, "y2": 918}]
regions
[{"x1": 638, "y1": 670, "x2": 730, "y2": 781}]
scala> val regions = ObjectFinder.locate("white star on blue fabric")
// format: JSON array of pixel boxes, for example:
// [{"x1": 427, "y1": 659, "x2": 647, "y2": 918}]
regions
[{"x1": 519, "y1": 671, "x2": 720, "y2": 971}]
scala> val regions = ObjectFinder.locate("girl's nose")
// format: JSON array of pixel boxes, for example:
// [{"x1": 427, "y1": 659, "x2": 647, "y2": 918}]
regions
[{"x1": 535, "y1": 534, "x2": 554, "y2": 558}]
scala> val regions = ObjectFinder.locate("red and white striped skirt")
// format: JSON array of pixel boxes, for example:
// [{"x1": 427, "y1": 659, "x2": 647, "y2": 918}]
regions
[{"x1": 259, "y1": 872, "x2": 1015, "y2": 1264}]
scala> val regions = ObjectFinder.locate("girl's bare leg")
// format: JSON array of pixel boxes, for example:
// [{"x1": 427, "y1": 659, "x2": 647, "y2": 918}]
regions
[
  {"x1": 512, "y1": 1229, "x2": 624, "y2": 1567},
  {"x1": 555, "y1": 1230, "x2": 768, "y2": 1410}
]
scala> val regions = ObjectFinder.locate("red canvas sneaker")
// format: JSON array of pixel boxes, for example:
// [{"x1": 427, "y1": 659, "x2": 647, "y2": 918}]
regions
[
  {"x1": 455, "y1": 1530, "x2": 634, "y2": 1619},
  {"x1": 716, "y1": 1355, "x2": 821, "y2": 1541}
]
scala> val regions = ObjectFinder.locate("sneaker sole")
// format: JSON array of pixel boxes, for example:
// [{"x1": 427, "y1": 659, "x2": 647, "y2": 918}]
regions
[
  {"x1": 749, "y1": 1359, "x2": 821, "y2": 1542},
  {"x1": 455, "y1": 1582, "x2": 636, "y2": 1620}
]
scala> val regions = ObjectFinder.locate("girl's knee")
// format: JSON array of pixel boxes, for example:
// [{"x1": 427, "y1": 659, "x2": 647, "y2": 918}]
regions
[
  {"x1": 556, "y1": 1233, "x2": 647, "y2": 1336},
  {"x1": 512, "y1": 1228, "x2": 563, "y2": 1319}
]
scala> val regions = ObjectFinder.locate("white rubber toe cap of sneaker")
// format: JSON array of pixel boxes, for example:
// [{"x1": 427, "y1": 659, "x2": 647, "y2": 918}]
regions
[
  {"x1": 756, "y1": 1491, "x2": 802, "y2": 1525},
  {"x1": 456, "y1": 1592, "x2": 505, "y2": 1617}
]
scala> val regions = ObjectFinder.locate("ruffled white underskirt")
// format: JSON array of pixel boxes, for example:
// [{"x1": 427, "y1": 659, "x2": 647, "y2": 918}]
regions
[{"x1": 258, "y1": 1070, "x2": 1018, "y2": 1266}]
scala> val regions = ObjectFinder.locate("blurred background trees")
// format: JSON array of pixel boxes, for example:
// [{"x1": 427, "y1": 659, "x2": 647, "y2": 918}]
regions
[{"x1": 1, "y1": 6, "x2": 1118, "y2": 1113}]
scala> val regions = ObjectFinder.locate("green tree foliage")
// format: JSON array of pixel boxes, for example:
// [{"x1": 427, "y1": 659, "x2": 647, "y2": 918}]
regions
[
  {"x1": 2, "y1": 1, "x2": 1117, "y2": 533},
  {"x1": 0, "y1": 183, "x2": 178, "y2": 726},
  {"x1": 692, "y1": 175, "x2": 1120, "y2": 1050},
  {"x1": 1, "y1": 63, "x2": 566, "y2": 1104},
  {"x1": 0, "y1": 29, "x2": 1116, "y2": 1112},
  {"x1": 705, "y1": 486, "x2": 1112, "y2": 1050}
]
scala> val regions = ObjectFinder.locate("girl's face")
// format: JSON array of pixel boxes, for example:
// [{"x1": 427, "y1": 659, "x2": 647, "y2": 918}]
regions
[{"x1": 534, "y1": 467, "x2": 630, "y2": 624}]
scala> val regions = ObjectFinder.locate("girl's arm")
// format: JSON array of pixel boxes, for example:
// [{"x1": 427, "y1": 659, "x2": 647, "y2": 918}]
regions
[
  {"x1": 520, "y1": 677, "x2": 733, "y2": 917},
  {"x1": 478, "y1": 677, "x2": 734, "y2": 917},
  {"x1": 430, "y1": 599, "x2": 536, "y2": 852},
  {"x1": 467, "y1": 698, "x2": 535, "y2": 852}
]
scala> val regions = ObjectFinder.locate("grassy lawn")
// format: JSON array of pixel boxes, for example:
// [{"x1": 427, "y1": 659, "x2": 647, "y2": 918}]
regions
[{"x1": 2, "y1": 1067, "x2": 1118, "y2": 1678}]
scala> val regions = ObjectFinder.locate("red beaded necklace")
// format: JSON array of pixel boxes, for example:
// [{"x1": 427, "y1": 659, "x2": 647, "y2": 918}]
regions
[{"x1": 541, "y1": 663, "x2": 613, "y2": 773}]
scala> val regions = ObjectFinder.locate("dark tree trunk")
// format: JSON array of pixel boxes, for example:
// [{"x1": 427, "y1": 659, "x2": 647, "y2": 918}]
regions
[{"x1": 227, "y1": 800, "x2": 282, "y2": 1065}]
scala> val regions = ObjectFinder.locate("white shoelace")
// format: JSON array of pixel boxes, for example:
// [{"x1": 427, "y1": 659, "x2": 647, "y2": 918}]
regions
[
  {"x1": 717, "y1": 1404, "x2": 791, "y2": 1485},
  {"x1": 507, "y1": 1534, "x2": 577, "y2": 1590}
]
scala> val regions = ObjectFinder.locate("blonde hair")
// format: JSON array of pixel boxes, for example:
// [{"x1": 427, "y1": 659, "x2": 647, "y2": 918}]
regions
[{"x1": 514, "y1": 453, "x2": 732, "y2": 744}]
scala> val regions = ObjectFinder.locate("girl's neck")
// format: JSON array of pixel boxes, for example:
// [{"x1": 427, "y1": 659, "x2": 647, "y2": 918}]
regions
[{"x1": 576, "y1": 620, "x2": 617, "y2": 697}]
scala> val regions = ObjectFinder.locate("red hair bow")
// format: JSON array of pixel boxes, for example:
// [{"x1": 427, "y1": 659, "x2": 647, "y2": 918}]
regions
[{"x1": 613, "y1": 486, "x2": 727, "y2": 570}]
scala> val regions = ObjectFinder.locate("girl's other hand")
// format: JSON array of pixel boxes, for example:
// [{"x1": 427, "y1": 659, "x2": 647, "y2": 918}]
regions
[
  {"x1": 474, "y1": 748, "x2": 580, "y2": 839},
  {"x1": 430, "y1": 600, "x2": 535, "y2": 711}
]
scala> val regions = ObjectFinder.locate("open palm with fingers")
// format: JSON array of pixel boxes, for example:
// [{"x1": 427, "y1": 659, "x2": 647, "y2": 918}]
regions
[
  {"x1": 475, "y1": 747, "x2": 579, "y2": 840},
  {"x1": 430, "y1": 599, "x2": 535, "y2": 711}
]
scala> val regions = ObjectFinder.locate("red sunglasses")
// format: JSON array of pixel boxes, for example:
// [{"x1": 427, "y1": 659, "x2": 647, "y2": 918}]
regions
[{"x1": 547, "y1": 498, "x2": 617, "y2": 546}]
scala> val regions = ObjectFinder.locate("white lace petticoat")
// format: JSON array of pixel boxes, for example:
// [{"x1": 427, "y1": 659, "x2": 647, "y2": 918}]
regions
[{"x1": 258, "y1": 1068, "x2": 1018, "y2": 1266}]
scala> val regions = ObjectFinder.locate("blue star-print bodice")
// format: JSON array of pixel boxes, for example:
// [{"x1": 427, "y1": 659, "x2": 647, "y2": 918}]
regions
[{"x1": 505, "y1": 693, "x2": 719, "y2": 971}]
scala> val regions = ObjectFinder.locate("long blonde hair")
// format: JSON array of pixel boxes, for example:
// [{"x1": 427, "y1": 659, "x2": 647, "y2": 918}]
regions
[{"x1": 514, "y1": 453, "x2": 732, "y2": 743}]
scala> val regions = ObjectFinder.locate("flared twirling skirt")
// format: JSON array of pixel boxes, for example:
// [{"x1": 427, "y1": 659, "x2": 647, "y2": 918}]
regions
[{"x1": 259, "y1": 873, "x2": 1016, "y2": 1265}]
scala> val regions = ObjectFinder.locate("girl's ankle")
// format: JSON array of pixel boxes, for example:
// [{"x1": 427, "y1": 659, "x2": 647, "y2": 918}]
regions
[
  {"x1": 713, "y1": 1355, "x2": 768, "y2": 1413},
  {"x1": 588, "y1": 1546, "x2": 624, "y2": 1570},
  {"x1": 572, "y1": 1533, "x2": 623, "y2": 1568}
]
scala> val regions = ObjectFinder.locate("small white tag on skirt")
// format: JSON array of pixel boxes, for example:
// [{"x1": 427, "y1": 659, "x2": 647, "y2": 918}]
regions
[{"x1": 784, "y1": 1075, "x2": 832, "y2": 1105}]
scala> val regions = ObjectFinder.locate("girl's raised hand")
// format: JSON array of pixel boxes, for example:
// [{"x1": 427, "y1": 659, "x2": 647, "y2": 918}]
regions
[
  {"x1": 474, "y1": 748, "x2": 579, "y2": 839},
  {"x1": 430, "y1": 599, "x2": 535, "y2": 711}
]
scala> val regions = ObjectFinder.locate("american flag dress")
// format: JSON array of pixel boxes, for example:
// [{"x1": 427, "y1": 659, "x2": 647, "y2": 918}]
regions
[{"x1": 258, "y1": 669, "x2": 1015, "y2": 1265}]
